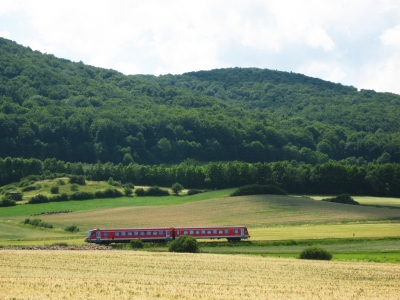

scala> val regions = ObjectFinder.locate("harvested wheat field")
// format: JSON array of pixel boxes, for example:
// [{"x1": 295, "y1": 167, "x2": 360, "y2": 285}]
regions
[{"x1": 1, "y1": 250, "x2": 399, "y2": 299}]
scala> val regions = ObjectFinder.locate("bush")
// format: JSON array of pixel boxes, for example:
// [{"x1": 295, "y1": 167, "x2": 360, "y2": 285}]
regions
[
  {"x1": 70, "y1": 184, "x2": 79, "y2": 191},
  {"x1": 57, "y1": 179, "x2": 66, "y2": 185},
  {"x1": 168, "y1": 236, "x2": 199, "y2": 253},
  {"x1": 28, "y1": 194, "x2": 49, "y2": 204},
  {"x1": 69, "y1": 175, "x2": 86, "y2": 185},
  {"x1": 187, "y1": 189, "x2": 203, "y2": 196},
  {"x1": 299, "y1": 247, "x2": 332, "y2": 260},
  {"x1": 50, "y1": 185, "x2": 59, "y2": 194},
  {"x1": 230, "y1": 184, "x2": 287, "y2": 196},
  {"x1": 0, "y1": 198, "x2": 16, "y2": 207},
  {"x1": 144, "y1": 186, "x2": 169, "y2": 196},
  {"x1": 23, "y1": 218, "x2": 53, "y2": 229},
  {"x1": 124, "y1": 186, "x2": 133, "y2": 196},
  {"x1": 135, "y1": 188, "x2": 145, "y2": 196},
  {"x1": 94, "y1": 188, "x2": 124, "y2": 198},
  {"x1": 21, "y1": 185, "x2": 38, "y2": 192},
  {"x1": 50, "y1": 193, "x2": 69, "y2": 202},
  {"x1": 65, "y1": 224, "x2": 79, "y2": 232},
  {"x1": 322, "y1": 193, "x2": 359, "y2": 205},
  {"x1": 70, "y1": 191, "x2": 94, "y2": 200},
  {"x1": 130, "y1": 239, "x2": 144, "y2": 249}
]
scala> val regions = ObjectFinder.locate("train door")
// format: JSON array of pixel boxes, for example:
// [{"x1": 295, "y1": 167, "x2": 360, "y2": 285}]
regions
[
  {"x1": 96, "y1": 231, "x2": 101, "y2": 243},
  {"x1": 241, "y1": 228, "x2": 245, "y2": 238},
  {"x1": 166, "y1": 230, "x2": 171, "y2": 241}
]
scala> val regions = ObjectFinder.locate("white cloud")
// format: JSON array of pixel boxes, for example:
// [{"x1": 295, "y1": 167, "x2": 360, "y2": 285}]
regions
[
  {"x1": 380, "y1": 25, "x2": 400, "y2": 48},
  {"x1": 0, "y1": 0, "x2": 400, "y2": 94},
  {"x1": 0, "y1": 30, "x2": 11, "y2": 39},
  {"x1": 298, "y1": 62, "x2": 347, "y2": 83}
]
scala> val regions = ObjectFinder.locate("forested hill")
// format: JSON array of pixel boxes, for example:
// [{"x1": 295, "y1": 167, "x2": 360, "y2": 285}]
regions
[{"x1": 1, "y1": 37, "x2": 400, "y2": 165}]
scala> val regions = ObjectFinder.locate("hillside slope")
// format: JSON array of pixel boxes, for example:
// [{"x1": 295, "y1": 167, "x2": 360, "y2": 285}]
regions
[{"x1": 1, "y1": 37, "x2": 400, "y2": 164}]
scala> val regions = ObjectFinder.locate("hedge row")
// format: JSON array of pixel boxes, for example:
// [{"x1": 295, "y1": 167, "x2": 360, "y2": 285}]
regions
[{"x1": 28, "y1": 188, "x2": 123, "y2": 204}]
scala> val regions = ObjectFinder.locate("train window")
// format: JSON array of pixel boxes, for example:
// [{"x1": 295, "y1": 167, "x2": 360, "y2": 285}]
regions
[
  {"x1": 219, "y1": 230, "x2": 223, "y2": 234},
  {"x1": 207, "y1": 230, "x2": 211, "y2": 234},
  {"x1": 140, "y1": 232, "x2": 145, "y2": 236},
  {"x1": 195, "y1": 230, "x2": 200, "y2": 234},
  {"x1": 190, "y1": 230, "x2": 194, "y2": 234},
  {"x1": 153, "y1": 231, "x2": 158, "y2": 235},
  {"x1": 134, "y1": 231, "x2": 138, "y2": 236},
  {"x1": 201, "y1": 230, "x2": 206, "y2": 234},
  {"x1": 159, "y1": 231, "x2": 164, "y2": 235},
  {"x1": 115, "y1": 232, "x2": 120, "y2": 236},
  {"x1": 147, "y1": 231, "x2": 151, "y2": 235},
  {"x1": 213, "y1": 230, "x2": 217, "y2": 234},
  {"x1": 128, "y1": 232, "x2": 132, "y2": 236},
  {"x1": 234, "y1": 229, "x2": 238, "y2": 234},
  {"x1": 121, "y1": 232, "x2": 126, "y2": 236},
  {"x1": 224, "y1": 230, "x2": 229, "y2": 234},
  {"x1": 184, "y1": 230, "x2": 188, "y2": 235},
  {"x1": 103, "y1": 232, "x2": 108, "y2": 237},
  {"x1": 176, "y1": 231, "x2": 180, "y2": 235}
]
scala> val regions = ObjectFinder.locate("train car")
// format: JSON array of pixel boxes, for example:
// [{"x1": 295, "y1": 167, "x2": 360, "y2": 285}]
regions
[
  {"x1": 174, "y1": 226, "x2": 250, "y2": 241},
  {"x1": 85, "y1": 227, "x2": 174, "y2": 244},
  {"x1": 85, "y1": 226, "x2": 250, "y2": 244}
]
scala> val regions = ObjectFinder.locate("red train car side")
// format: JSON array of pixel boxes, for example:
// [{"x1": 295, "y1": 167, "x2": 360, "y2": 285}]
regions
[
  {"x1": 85, "y1": 227, "x2": 174, "y2": 244},
  {"x1": 85, "y1": 226, "x2": 250, "y2": 244},
  {"x1": 174, "y1": 226, "x2": 250, "y2": 241}
]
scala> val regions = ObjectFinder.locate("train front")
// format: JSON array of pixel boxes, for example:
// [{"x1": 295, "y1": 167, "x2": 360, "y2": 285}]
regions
[{"x1": 85, "y1": 230, "x2": 95, "y2": 243}]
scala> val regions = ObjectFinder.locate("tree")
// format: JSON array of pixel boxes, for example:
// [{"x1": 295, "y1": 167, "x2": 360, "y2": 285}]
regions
[{"x1": 171, "y1": 182, "x2": 184, "y2": 195}]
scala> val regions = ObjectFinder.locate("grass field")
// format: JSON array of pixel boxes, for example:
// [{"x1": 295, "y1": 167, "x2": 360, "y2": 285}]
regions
[{"x1": 1, "y1": 250, "x2": 399, "y2": 299}]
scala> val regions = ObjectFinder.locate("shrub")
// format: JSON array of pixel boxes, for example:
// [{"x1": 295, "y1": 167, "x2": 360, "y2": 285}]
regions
[
  {"x1": 70, "y1": 191, "x2": 94, "y2": 200},
  {"x1": 21, "y1": 185, "x2": 38, "y2": 192},
  {"x1": 0, "y1": 198, "x2": 16, "y2": 207},
  {"x1": 322, "y1": 194, "x2": 360, "y2": 205},
  {"x1": 23, "y1": 218, "x2": 53, "y2": 229},
  {"x1": 28, "y1": 194, "x2": 49, "y2": 204},
  {"x1": 70, "y1": 184, "x2": 79, "y2": 191},
  {"x1": 135, "y1": 188, "x2": 145, "y2": 196},
  {"x1": 130, "y1": 239, "x2": 144, "y2": 249},
  {"x1": 50, "y1": 185, "x2": 59, "y2": 194},
  {"x1": 168, "y1": 236, "x2": 199, "y2": 253},
  {"x1": 57, "y1": 179, "x2": 66, "y2": 185},
  {"x1": 65, "y1": 224, "x2": 79, "y2": 232},
  {"x1": 230, "y1": 184, "x2": 287, "y2": 196},
  {"x1": 187, "y1": 189, "x2": 203, "y2": 196},
  {"x1": 124, "y1": 183, "x2": 135, "y2": 189},
  {"x1": 124, "y1": 186, "x2": 133, "y2": 196},
  {"x1": 299, "y1": 247, "x2": 332, "y2": 260},
  {"x1": 69, "y1": 175, "x2": 86, "y2": 185},
  {"x1": 144, "y1": 186, "x2": 169, "y2": 196},
  {"x1": 49, "y1": 193, "x2": 69, "y2": 202},
  {"x1": 94, "y1": 188, "x2": 123, "y2": 198}
]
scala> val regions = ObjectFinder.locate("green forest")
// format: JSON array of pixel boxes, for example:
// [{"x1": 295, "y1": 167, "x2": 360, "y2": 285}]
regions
[{"x1": 1, "y1": 37, "x2": 400, "y2": 196}]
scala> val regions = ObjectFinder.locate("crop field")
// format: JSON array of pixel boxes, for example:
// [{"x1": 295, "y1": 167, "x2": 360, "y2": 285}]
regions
[
  {"x1": 306, "y1": 195, "x2": 400, "y2": 208},
  {"x1": 3, "y1": 194, "x2": 399, "y2": 231},
  {"x1": 0, "y1": 250, "x2": 399, "y2": 300}
]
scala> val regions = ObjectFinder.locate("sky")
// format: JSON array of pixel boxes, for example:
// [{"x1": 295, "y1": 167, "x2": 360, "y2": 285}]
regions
[{"x1": 1, "y1": 0, "x2": 400, "y2": 94}]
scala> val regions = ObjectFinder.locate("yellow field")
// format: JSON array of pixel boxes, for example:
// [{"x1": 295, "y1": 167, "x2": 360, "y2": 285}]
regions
[
  {"x1": 250, "y1": 223, "x2": 400, "y2": 240},
  {"x1": 306, "y1": 195, "x2": 400, "y2": 207},
  {"x1": 0, "y1": 250, "x2": 399, "y2": 299}
]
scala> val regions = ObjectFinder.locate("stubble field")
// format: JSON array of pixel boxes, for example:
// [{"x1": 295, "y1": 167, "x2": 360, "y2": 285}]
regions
[{"x1": 1, "y1": 250, "x2": 400, "y2": 300}]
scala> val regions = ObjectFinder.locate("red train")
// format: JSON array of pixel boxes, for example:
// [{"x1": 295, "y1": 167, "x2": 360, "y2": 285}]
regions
[{"x1": 85, "y1": 226, "x2": 250, "y2": 244}]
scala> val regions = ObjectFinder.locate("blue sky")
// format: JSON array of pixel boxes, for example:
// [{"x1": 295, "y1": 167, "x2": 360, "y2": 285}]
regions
[{"x1": 1, "y1": 0, "x2": 400, "y2": 94}]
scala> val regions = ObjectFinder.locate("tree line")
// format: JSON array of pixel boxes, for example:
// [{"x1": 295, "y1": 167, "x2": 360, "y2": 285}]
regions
[{"x1": 1, "y1": 157, "x2": 399, "y2": 197}]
